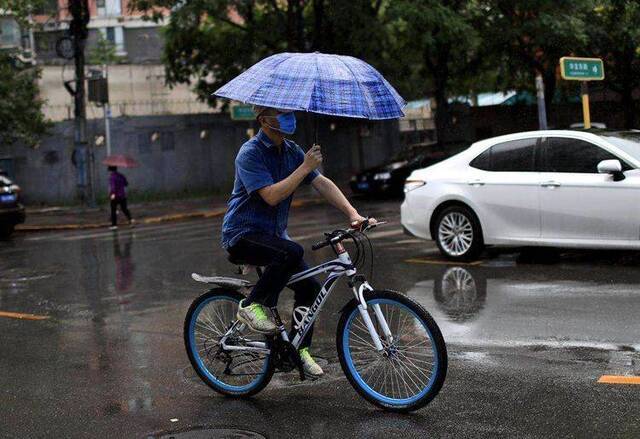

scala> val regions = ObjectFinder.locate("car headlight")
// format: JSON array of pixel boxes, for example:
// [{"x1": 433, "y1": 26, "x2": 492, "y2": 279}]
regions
[
  {"x1": 404, "y1": 179, "x2": 426, "y2": 193},
  {"x1": 350, "y1": 175, "x2": 357, "y2": 182},
  {"x1": 373, "y1": 172, "x2": 391, "y2": 181}
]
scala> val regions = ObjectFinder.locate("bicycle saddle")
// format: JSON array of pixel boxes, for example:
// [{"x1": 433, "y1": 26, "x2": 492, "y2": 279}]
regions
[
  {"x1": 227, "y1": 254, "x2": 250, "y2": 265},
  {"x1": 227, "y1": 254, "x2": 261, "y2": 276}
]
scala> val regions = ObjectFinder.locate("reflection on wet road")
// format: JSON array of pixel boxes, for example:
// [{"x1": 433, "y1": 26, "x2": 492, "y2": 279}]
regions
[
  {"x1": 1, "y1": 200, "x2": 639, "y2": 438},
  {"x1": 408, "y1": 257, "x2": 640, "y2": 350}
]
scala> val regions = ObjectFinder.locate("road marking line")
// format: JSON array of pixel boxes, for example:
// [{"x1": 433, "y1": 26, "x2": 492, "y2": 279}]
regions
[
  {"x1": 405, "y1": 258, "x2": 483, "y2": 266},
  {"x1": 598, "y1": 375, "x2": 640, "y2": 385},
  {"x1": 0, "y1": 311, "x2": 50, "y2": 321}
]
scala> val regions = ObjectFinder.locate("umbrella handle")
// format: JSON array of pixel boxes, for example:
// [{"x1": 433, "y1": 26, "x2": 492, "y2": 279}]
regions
[{"x1": 314, "y1": 114, "x2": 319, "y2": 146}]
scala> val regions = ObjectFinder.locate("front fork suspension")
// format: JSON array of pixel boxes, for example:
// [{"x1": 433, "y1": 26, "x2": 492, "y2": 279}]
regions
[{"x1": 351, "y1": 280, "x2": 393, "y2": 352}]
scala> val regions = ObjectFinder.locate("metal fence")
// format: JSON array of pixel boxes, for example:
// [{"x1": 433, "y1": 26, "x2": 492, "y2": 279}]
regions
[{"x1": 44, "y1": 99, "x2": 219, "y2": 122}]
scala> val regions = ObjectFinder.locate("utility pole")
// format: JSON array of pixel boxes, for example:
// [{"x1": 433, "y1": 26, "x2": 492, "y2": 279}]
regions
[
  {"x1": 535, "y1": 73, "x2": 548, "y2": 130},
  {"x1": 69, "y1": 0, "x2": 93, "y2": 205},
  {"x1": 103, "y1": 65, "x2": 112, "y2": 156}
]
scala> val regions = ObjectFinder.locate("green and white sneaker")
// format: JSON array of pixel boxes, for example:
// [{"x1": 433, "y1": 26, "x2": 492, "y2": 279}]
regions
[
  {"x1": 236, "y1": 300, "x2": 278, "y2": 334},
  {"x1": 299, "y1": 347, "x2": 324, "y2": 377}
]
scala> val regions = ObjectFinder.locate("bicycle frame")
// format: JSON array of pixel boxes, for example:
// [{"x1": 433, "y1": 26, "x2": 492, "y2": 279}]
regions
[{"x1": 219, "y1": 245, "x2": 389, "y2": 355}]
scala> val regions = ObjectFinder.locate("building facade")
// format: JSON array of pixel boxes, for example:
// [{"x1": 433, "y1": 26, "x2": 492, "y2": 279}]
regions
[{"x1": 32, "y1": 1, "x2": 214, "y2": 121}]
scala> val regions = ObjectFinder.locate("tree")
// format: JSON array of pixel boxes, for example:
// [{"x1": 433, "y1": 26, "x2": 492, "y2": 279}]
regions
[
  {"x1": 386, "y1": 0, "x2": 490, "y2": 144},
  {"x1": 0, "y1": 0, "x2": 50, "y2": 147},
  {"x1": 587, "y1": 1, "x2": 640, "y2": 128},
  {"x1": 0, "y1": 53, "x2": 50, "y2": 146},
  {"x1": 130, "y1": 0, "x2": 396, "y2": 107},
  {"x1": 88, "y1": 33, "x2": 124, "y2": 66},
  {"x1": 484, "y1": 1, "x2": 590, "y2": 120}
]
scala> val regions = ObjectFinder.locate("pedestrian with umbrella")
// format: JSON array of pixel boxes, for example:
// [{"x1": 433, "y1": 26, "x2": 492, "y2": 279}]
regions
[
  {"x1": 103, "y1": 155, "x2": 138, "y2": 230},
  {"x1": 215, "y1": 52, "x2": 405, "y2": 378}
]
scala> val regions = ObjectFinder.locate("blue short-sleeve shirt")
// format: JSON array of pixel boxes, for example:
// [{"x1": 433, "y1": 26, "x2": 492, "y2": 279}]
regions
[{"x1": 221, "y1": 130, "x2": 320, "y2": 249}]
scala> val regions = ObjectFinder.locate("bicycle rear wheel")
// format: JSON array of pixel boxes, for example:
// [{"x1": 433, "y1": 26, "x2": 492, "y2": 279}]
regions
[
  {"x1": 337, "y1": 290, "x2": 447, "y2": 412},
  {"x1": 184, "y1": 288, "x2": 274, "y2": 396}
]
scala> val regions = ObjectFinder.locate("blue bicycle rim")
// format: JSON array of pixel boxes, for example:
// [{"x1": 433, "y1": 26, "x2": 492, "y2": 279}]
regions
[
  {"x1": 188, "y1": 295, "x2": 269, "y2": 393},
  {"x1": 342, "y1": 298, "x2": 439, "y2": 406}
]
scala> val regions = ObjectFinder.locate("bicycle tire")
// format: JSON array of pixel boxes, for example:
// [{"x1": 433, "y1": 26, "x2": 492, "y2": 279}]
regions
[
  {"x1": 184, "y1": 288, "x2": 275, "y2": 397},
  {"x1": 336, "y1": 290, "x2": 447, "y2": 412}
]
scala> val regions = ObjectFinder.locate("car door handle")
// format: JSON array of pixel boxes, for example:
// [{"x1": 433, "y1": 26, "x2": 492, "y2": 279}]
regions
[
  {"x1": 467, "y1": 179, "x2": 485, "y2": 186},
  {"x1": 541, "y1": 181, "x2": 561, "y2": 188}
]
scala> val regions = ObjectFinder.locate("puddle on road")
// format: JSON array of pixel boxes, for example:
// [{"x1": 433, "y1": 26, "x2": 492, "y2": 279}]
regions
[{"x1": 147, "y1": 427, "x2": 266, "y2": 439}]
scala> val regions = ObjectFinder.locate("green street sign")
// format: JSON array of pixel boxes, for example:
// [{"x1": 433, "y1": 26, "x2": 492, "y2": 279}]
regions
[
  {"x1": 230, "y1": 104, "x2": 255, "y2": 121},
  {"x1": 560, "y1": 57, "x2": 604, "y2": 81}
]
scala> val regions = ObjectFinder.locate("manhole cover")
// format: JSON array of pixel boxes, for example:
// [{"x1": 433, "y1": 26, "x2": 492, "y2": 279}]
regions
[{"x1": 148, "y1": 427, "x2": 266, "y2": 439}]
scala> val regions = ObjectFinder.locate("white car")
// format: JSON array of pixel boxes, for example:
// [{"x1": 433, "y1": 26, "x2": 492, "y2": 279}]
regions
[{"x1": 401, "y1": 130, "x2": 640, "y2": 261}]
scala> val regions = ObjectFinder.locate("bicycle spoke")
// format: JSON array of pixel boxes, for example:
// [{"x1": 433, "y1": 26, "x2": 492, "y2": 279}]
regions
[
  {"x1": 191, "y1": 297, "x2": 270, "y2": 389},
  {"x1": 346, "y1": 299, "x2": 440, "y2": 403}
]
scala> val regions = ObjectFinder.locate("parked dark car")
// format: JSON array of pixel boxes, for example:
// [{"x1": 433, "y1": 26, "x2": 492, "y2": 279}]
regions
[
  {"x1": 0, "y1": 172, "x2": 25, "y2": 238},
  {"x1": 349, "y1": 142, "x2": 461, "y2": 197}
]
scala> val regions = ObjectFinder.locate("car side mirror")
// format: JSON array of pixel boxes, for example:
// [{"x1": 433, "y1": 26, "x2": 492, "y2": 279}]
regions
[{"x1": 597, "y1": 159, "x2": 625, "y2": 181}]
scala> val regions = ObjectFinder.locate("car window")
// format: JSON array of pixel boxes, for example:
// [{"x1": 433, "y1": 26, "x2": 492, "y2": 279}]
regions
[
  {"x1": 470, "y1": 149, "x2": 490, "y2": 170},
  {"x1": 543, "y1": 137, "x2": 628, "y2": 173},
  {"x1": 470, "y1": 138, "x2": 537, "y2": 172}
]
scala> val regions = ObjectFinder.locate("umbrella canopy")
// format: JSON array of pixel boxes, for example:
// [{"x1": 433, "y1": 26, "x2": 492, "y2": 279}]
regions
[
  {"x1": 102, "y1": 154, "x2": 140, "y2": 168},
  {"x1": 214, "y1": 52, "x2": 406, "y2": 120}
]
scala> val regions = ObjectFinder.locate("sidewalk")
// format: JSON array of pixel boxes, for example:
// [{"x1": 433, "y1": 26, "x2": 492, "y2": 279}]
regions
[{"x1": 16, "y1": 194, "x2": 322, "y2": 232}]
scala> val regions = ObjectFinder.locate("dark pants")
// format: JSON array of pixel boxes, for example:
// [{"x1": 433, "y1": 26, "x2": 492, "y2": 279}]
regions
[
  {"x1": 228, "y1": 233, "x2": 321, "y2": 349},
  {"x1": 110, "y1": 197, "x2": 132, "y2": 226}
]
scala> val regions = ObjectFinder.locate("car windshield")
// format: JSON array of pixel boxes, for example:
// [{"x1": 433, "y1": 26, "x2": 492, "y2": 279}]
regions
[{"x1": 599, "y1": 132, "x2": 640, "y2": 162}]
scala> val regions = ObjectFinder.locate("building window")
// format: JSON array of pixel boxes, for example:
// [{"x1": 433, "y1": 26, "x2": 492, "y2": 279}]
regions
[
  {"x1": 97, "y1": 0, "x2": 122, "y2": 17},
  {"x1": 101, "y1": 26, "x2": 125, "y2": 54},
  {"x1": 109, "y1": 0, "x2": 123, "y2": 16},
  {"x1": 0, "y1": 17, "x2": 21, "y2": 49}
]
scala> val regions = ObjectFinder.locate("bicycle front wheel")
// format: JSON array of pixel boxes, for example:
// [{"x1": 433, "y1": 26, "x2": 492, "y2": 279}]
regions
[
  {"x1": 184, "y1": 288, "x2": 274, "y2": 397},
  {"x1": 337, "y1": 290, "x2": 447, "y2": 412}
]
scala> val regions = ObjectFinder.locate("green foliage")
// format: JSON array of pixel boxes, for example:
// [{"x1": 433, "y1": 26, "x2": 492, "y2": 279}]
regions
[
  {"x1": 88, "y1": 33, "x2": 124, "y2": 65},
  {"x1": 130, "y1": 0, "x2": 395, "y2": 107},
  {"x1": 129, "y1": 0, "x2": 640, "y2": 132},
  {"x1": 0, "y1": 0, "x2": 47, "y2": 26},
  {"x1": 587, "y1": 1, "x2": 640, "y2": 127},
  {"x1": 385, "y1": 0, "x2": 493, "y2": 142},
  {"x1": 484, "y1": 0, "x2": 590, "y2": 102},
  {"x1": 0, "y1": 0, "x2": 50, "y2": 146},
  {"x1": 0, "y1": 52, "x2": 51, "y2": 146}
]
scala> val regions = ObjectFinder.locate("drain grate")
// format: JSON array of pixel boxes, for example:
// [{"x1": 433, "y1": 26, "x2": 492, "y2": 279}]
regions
[{"x1": 148, "y1": 427, "x2": 266, "y2": 439}]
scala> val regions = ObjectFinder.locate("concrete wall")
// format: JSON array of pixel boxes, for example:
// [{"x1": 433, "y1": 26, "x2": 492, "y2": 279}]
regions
[
  {"x1": 34, "y1": 27, "x2": 163, "y2": 65},
  {"x1": 0, "y1": 113, "x2": 401, "y2": 204},
  {"x1": 38, "y1": 64, "x2": 215, "y2": 122}
]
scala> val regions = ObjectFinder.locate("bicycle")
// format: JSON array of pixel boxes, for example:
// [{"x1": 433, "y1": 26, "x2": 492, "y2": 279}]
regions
[{"x1": 184, "y1": 220, "x2": 447, "y2": 412}]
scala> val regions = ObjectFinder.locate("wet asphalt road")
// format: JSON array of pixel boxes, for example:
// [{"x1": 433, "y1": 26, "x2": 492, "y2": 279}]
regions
[{"x1": 1, "y1": 199, "x2": 639, "y2": 438}]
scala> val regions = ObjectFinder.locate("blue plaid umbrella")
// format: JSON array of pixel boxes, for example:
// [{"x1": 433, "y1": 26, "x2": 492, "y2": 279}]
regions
[{"x1": 213, "y1": 52, "x2": 406, "y2": 120}]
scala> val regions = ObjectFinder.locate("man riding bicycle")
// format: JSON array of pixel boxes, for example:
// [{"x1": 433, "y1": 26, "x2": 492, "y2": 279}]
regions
[{"x1": 221, "y1": 105, "x2": 374, "y2": 377}]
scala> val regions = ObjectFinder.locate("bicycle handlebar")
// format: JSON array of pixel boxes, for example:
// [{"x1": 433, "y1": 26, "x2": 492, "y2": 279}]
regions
[
  {"x1": 311, "y1": 218, "x2": 385, "y2": 251},
  {"x1": 311, "y1": 240, "x2": 331, "y2": 251}
]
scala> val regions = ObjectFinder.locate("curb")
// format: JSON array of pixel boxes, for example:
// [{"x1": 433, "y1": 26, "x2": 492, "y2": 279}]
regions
[{"x1": 15, "y1": 198, "x2": 323, "y2": 233}]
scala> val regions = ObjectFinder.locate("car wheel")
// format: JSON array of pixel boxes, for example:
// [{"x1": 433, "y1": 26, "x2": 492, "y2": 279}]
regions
[
  {"x1": 433, "y1": 266, "x2": 487, "y2": 322},
  {"x1": 434, "y1": 205, "x2": 483, "y2": 261}
]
